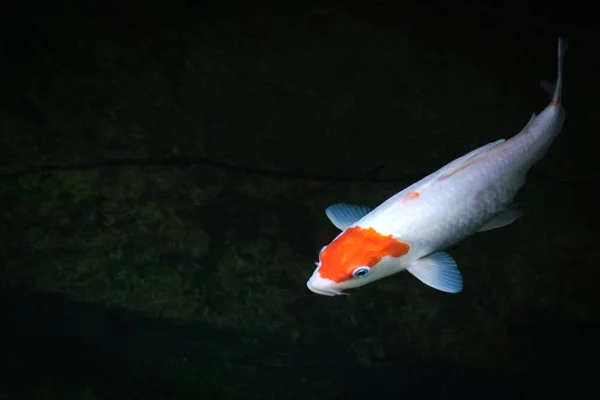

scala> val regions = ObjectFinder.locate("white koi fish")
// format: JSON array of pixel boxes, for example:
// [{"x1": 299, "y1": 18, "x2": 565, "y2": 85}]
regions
[{"x1": 307, "y1": 37, "x2": 568, "y2": 296}]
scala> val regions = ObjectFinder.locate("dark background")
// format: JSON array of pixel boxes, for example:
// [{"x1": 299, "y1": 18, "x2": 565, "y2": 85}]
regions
[{"x1": 1, "y1": 0, "x2": 598, "y2": 398}]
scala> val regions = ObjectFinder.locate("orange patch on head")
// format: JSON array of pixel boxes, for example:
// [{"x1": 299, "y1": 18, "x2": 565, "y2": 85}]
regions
[
  {"x1": 401, "y1": 191, "x2": 420, "y2": 201},
  {"x1": 318, "y1": 226, "x2": 410, "y2": 283}
]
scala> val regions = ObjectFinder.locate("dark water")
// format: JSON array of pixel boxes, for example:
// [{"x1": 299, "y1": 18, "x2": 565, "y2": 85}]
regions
[{"x1": 1, "y1": 0, "x2": 598, "y2": 398}]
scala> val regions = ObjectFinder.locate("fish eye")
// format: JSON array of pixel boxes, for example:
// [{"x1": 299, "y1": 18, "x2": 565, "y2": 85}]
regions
[{"x1": 352, "y1": 266, "x2": 371, "y2": 278}]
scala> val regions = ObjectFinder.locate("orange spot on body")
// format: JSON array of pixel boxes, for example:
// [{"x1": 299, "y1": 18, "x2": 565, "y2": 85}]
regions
[
  {"x1": 318, "y1": 226, "x2": 410, "y2": 283},
  {"x1": 402, "y1": 191, "x2": 420, "y2": 201}
]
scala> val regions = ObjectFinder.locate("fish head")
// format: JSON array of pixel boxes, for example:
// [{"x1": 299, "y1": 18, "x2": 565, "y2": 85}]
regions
[{"x1": 306, "y1": 226, "x2": 410, "y2": 296}]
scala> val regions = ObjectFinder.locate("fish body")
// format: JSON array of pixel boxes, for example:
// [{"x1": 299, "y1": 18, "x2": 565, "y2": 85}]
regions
[{"x1": 307, "y1": 37, "x2": 568, "y2": 296}]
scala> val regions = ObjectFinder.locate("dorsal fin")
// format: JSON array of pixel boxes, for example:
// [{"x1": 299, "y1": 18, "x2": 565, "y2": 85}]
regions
[
  {"x1": 383, "y1": 138, "x2": 506, "y2": 206},
  {"x1": 434, "y1": 139, "x2": 505, "y2": 181},
  {"x1": 522, "y1": 113, "x2": 537, "y2": 131}
]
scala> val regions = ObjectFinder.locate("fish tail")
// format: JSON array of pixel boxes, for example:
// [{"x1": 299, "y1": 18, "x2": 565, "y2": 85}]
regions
[
  {"x1": 541, "y1": 37, "x2": 568, "y2": 106},
  {"x1": 552, "y1": 37, "x2": 568, "y2": 105}
]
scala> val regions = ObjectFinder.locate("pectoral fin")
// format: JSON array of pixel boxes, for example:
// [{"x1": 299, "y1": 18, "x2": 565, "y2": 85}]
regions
[
  {"x1": 325, "y1": 203, "x2": 372, "y2": 231},
  {"x1": 406, "y1": 252, "x2": 463, "y2": 293}
]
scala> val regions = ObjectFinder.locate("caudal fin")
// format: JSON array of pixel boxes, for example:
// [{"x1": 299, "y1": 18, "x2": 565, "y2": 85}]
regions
[{"x1": 541, "y1": 37, "x2": 568, "y2": 106}]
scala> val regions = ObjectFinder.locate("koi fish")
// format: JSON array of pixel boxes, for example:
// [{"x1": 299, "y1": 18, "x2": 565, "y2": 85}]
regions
[{"x1": 307, "y1": 37, "x2": 568, "y2": 296}]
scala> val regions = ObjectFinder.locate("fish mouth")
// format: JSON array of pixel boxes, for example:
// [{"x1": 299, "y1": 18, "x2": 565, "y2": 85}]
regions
[{"x1": 306, "y1": 277, "x2": 344, "y2": 296}]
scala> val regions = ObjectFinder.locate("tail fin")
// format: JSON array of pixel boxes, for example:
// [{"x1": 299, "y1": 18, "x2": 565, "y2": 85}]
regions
[{"x1": 541, "y1": 37, "x2": 568, "y2": 106}]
